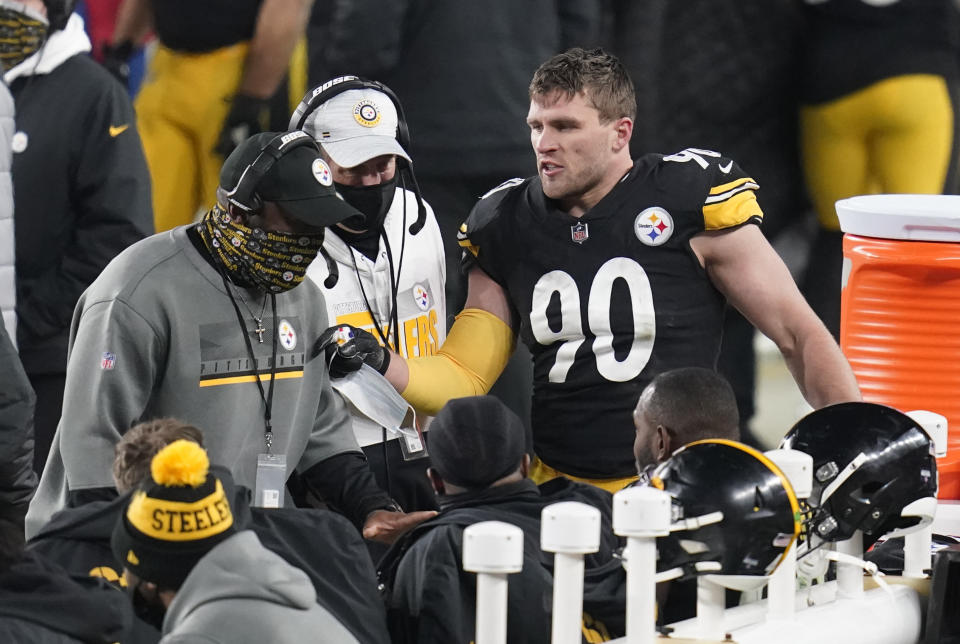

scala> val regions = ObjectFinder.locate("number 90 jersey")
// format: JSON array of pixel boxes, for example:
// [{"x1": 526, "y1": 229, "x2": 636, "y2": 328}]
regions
[{"x1": 458, "y1": 149, "x2": 763, "y2": 479}]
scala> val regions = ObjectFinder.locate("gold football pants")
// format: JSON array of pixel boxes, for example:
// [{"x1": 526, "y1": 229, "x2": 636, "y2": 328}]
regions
[
  {"x1": 136, "y1": 41, "x2": 308, "y2": 232},
  {"x1": 801, "y1": 74, "x2": 957, "y2": 231}
]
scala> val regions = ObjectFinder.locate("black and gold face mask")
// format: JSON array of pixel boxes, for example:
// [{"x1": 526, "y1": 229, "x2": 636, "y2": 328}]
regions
[
  {"x1": 196, "y1": 206, "x2": 324, "y2": 293},
  {"x1": 0, "y1": 2, "x2": 48, "y2": 72}
]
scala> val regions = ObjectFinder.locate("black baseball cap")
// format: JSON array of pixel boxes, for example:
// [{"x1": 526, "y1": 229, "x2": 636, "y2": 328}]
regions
[{"x1": 219, "y1": 131, "x2": 361, "y2": 227}]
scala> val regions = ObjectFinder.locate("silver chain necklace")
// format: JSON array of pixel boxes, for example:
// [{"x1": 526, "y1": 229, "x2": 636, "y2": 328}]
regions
[{"x1": 231, "y1": 286, "x2": 269, "y2": 343}]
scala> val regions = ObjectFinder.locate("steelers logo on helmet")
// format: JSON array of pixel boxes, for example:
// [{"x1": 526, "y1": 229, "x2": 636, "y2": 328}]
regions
[
  {"x1": 635, "y1": 207, "x2": 674, "y2": 246},
  {"x1": 312, "y1": 158, "x2": 333, "y2": 186},
  {"x1": 353, "y1": 100, "x2": 382, "y2": 128}
]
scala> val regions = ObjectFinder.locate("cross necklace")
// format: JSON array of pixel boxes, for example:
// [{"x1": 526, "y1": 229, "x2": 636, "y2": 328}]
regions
[{"x1": 234, "y1": 288, "x2": 269, "y2": 343}]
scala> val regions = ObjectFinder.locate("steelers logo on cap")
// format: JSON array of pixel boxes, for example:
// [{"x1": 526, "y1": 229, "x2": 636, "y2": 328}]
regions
[
  {"x1": 312, "y1": 158, "x2": 333, "y2": 186},
  {"x1": 353, "y1": 100, "x2": 381, "y2": 128}
]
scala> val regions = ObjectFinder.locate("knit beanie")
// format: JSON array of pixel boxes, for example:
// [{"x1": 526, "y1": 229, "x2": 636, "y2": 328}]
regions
[
  {"x1": 428, "y1": 395, "x2": 526, "y2": 490},
  {"x1": 111, "y1": 440, "x2": 236, "y2": 589}
]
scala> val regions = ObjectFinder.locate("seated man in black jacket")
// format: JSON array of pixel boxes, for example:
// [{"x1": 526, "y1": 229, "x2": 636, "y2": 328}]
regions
[
  {"x1": 631, "y1": 367, "x2": 741, "y2": 626},
  {"x1": 0, "y1": 321, "x2": 36, "y2": 558},
  {"x1": 0, "y1": 319, "x2": 131, "y2": 642},
  {"x1": 28, "y1": 417, "x2": 390, "y2": 644},
  {"x1": 379, "y1": 395, "x2": 621, "y2": 643}
]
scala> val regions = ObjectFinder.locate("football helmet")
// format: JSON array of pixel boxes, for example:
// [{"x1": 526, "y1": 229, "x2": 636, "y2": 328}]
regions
[
  {"x1": 780, "y1": 402, "x2": 937, "y2": 549},
  {"x1": 645, "y1": 439, "x2": 801, "y2": 581}
]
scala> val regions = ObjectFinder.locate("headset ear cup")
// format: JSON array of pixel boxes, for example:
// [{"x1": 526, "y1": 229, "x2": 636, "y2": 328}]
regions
[{"x1": 396, "y1": 120, "x2": 411, "y2": 152}]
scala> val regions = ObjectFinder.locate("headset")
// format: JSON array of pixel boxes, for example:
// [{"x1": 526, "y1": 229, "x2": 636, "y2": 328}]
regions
[
  {"x1": 217, "y1": 130, "x2": 341, "y2": 288},
  {"x1": 289, "y1": 75, "x2": 426, "y2": 235},
  {"x1": 217, "y1": 130, "x2": 319, "y2": 216}
]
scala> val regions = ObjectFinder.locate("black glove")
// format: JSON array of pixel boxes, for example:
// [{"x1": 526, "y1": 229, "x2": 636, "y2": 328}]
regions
[
  {"x1": 313, "y1": 324, "x2": 390, "y2": 378},
  {"x1": 101, "y1": 41, "x2": 134, "y2": 87},
  {"x1": 214, "y1": 93, "x2": 269, "y2": 159}
]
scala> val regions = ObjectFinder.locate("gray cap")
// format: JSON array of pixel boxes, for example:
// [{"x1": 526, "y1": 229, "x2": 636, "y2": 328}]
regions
[{"x1": 300, "y1": 88, "x2": 411, "y2": 168}]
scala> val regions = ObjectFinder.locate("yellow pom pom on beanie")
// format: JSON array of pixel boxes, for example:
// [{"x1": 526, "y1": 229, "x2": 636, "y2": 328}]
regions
[{"x1": 151, "y1": 439, "x2": 209, "y2": 488}]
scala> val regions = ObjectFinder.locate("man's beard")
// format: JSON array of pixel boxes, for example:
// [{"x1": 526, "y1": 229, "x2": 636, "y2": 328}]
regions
[{"x1": 634, "y1": 443, "x2": 657, "y2": 476}]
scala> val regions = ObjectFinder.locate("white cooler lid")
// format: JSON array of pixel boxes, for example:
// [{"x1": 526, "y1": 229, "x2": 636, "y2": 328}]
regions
[{"x1": 836, "y1": 194, "x2": 960, "y2": 242}]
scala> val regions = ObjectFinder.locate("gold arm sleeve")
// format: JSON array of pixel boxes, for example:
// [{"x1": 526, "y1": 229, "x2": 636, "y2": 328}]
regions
[{"x1": 401, "y1": 308, "x2": 516, "y2": 415}]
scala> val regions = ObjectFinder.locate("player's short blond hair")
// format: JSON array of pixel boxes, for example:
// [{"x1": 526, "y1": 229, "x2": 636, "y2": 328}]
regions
[{"x1": 529, "y1": 47, "x2": 636, "y2": 123}]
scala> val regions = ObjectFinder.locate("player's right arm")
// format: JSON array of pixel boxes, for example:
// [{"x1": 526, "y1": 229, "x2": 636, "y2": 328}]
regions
[
  {"x1": 383, "y1": 267, "x2": 516, "y2": 415},
  {"x1": 382, "y1": 180, "x2": 524, "y2": 414}
]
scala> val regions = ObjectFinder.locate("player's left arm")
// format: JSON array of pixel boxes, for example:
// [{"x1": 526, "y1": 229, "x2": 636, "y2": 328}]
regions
[{"x1": 691, "y1": 224, "x2": 861, "y2": 408}]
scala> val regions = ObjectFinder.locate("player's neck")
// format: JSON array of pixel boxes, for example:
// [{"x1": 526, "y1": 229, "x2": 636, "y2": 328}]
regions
[{"x1": 563, "y1": 154, "x2": 634, "y2": 218}]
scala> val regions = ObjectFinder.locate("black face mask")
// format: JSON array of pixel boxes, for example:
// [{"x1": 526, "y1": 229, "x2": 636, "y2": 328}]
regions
[
  {"x1": 335, "y1": 175, "x2": 398, "y2": 235},
  {"x1": 128, "y1": 581, "x2": 168, "y2": 631}
]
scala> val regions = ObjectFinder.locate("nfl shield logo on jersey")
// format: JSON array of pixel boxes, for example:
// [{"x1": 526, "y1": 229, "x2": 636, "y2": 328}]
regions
[
  {"x1": 100, "y1": 352, "x2": 116, "y2": 370},
  {"x1": 570, "y1": 221, "x2": 589, "y2": 244}
]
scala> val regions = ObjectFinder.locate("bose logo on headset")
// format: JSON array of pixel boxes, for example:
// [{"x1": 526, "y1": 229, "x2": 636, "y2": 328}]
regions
[
  {"x1": 310, "y1": 75, "x2": 361, "y2": 101},
  {"x1": 279, "y1": 130, "x2": 311, "y2": 147}
]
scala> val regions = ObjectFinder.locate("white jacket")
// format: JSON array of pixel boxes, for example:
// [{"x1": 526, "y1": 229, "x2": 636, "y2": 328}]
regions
[
  {"x1": 307, "y1": 188, "x2": 447, "y2": 446},
  {"x1": 0, "y1": 81, "x2": 14, "y2": 341}
]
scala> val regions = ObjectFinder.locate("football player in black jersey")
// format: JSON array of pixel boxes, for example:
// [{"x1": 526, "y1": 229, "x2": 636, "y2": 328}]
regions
[{"x1": 327, "y1": 47, "x2": 861, "y2": 492}]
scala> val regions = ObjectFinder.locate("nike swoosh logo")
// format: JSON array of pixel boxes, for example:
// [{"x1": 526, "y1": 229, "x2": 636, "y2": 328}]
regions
[
  {"x1": 109, "y1": 124, "x2": 129, "y2": 137},
  {"x1": 719, "y1": 161, "x2": 733, "y2": 174}
]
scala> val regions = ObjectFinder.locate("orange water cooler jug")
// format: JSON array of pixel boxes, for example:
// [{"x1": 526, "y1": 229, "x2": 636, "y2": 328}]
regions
[{"x1": 838, "y1": 194, "x2": 960, "y2": 499}]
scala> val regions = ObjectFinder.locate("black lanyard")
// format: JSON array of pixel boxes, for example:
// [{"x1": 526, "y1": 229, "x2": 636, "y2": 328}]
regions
[
  {"x1": 220, "y1": 275, "x2": 279, "y2": 452},
  {"x1": 348, "y1": 190, "x2": 407, "y2": 351}
]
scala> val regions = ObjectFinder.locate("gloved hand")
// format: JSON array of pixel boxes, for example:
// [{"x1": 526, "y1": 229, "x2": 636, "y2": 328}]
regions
[
  {"x1": 101, "y1": 41, "x2": 134, "y2": 88},
  {"x1": 214, "y1": 93, "x2": 269, "y2": 159},
  {"x1": 314, "y1": 324, "x2": 390, "y2": 378}
]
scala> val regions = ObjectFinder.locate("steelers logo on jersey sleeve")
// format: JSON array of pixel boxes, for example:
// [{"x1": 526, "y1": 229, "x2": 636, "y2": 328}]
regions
[{"x1": 634, "y1": 207, "x2": 674, "y2": 246}]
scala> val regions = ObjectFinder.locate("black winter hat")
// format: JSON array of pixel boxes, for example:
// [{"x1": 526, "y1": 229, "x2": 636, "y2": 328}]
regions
[{"x1": 429, "y1": 396, "x2": 526, "y2": 490}]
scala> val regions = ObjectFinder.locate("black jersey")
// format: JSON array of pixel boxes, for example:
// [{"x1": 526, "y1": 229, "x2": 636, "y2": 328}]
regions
[
  {"x1": 153, "y1": 0, "x2": 261, "y2": 53},
  {"x1": 459, "y1": 149, "x2": 763, "y2": 478}
]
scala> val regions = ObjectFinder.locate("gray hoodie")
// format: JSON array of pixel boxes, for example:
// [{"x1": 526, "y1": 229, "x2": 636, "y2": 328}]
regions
[{"x1": 160, "y1": 531, "x2": 359, "y2": 644}]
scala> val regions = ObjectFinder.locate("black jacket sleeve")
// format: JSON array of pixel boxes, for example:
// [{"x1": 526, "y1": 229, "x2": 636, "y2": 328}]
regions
[
  {"x1": 0, "y1": 322, "x2": 37, "y2": 552},
  {"x1": 16, "y1": 63, "x2": 153, "y2": 341},
  {"x1": 301, "y1": 452, "x2": 398, "y2": 530}
]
